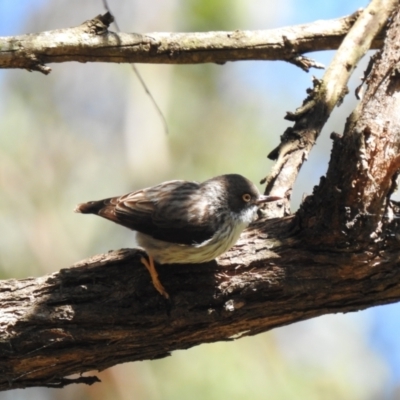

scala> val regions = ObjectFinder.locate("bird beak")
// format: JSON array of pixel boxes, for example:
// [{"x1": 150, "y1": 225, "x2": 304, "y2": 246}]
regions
[{"x1": 256, "y1": 195, "x2": 282, "y2": 205}]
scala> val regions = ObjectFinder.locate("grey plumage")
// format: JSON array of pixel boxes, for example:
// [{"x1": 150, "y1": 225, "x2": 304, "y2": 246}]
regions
[{"x1": 75, "y1": 174, "x2": 280, "y2": 296}]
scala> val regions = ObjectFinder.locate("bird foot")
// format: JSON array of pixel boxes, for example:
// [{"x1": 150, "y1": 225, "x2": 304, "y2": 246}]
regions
[{"x1": 140, "y1": 256, "x2": 170, "y2": 299}]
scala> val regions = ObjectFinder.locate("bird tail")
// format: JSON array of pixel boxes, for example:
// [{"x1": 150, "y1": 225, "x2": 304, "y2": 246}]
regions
[
  {"x1": 74, "y1": 195, "x2": 135, "y2": 231},
  {"x1": 75, "y1": 200, "x2": 100, "y2": 214},
  {"x1": 74, "y1": 198, "x2": 114, "y2": 215},
  {"x1": 75, "y1": 197, "x2": 124, "y2": 226}
]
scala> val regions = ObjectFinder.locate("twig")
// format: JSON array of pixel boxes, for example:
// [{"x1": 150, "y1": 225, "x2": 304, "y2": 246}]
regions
[{"x1": 101, "y1": 0, "x2": 169, "y2": 135}]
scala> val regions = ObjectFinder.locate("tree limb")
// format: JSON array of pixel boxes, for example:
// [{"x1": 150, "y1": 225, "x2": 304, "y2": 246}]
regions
[
  {"x1": 299, "y1": 1, "x2": 400, "y2": 246},
  {"x1": 2, "y1": 215, "x2": 400, "y2": 391},
  {"x1": 262, "y1": 0, "x2": 397, "y2": 215},
  {"x1": 0, "y1": 11, "x2": 384, "y2": 74}
]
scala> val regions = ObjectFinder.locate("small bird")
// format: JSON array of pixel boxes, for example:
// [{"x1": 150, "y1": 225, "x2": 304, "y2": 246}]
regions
[{"x1": 75, "y1": 174, "x2": 280, "y2": 298}]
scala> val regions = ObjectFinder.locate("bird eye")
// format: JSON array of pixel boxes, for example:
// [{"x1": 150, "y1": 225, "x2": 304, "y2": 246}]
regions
[{"x1": 242, "y1": 193, "x2": 252, "y2": 202}]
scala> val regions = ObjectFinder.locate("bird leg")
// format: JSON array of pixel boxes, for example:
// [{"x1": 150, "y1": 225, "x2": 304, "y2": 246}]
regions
[{"x1": 140, "y1": 255, "x2": 169, "y2": 299}]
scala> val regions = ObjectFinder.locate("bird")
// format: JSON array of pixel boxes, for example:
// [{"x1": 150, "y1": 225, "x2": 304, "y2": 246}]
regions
[{"x1": 74, "y1": 174, "x2": 281, "y2": 298}]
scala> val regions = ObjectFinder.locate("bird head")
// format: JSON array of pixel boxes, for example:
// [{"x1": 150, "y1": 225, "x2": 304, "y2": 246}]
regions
[{"x1": 204, "y1": 174, "x2": 281, "y2": 226}]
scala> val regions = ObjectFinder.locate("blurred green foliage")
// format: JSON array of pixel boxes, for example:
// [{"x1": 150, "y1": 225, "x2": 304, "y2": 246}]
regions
[{"x1": 178, "y1": 0, "x2": 246, "y2": 30}]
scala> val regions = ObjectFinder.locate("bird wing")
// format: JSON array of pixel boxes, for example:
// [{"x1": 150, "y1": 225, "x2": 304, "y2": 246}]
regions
[{"x1": 106, "y1": 180, "x2": 217, "y2": 245}]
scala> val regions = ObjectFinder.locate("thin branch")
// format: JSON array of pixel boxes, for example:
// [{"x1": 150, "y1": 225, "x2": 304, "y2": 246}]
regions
[
  {"x1": 262, "y1": 0, "x2": 397, "y2": 214},
  {"x1": 0, "y1": 11, "x2": 384, "y2": 73},
  {"x1": 101, "y1": 1, "x2": 169, "y2": 135}
]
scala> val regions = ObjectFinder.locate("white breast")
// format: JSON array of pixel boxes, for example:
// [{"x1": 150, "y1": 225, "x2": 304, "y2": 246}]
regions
[{"x1": 137, "y1": 206, "x2": 258, "y2": 264}]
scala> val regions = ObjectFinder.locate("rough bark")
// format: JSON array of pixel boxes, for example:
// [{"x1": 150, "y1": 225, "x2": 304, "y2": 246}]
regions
[
  {"x1": 263, "y1": 0, "x2": 397, "y2": 214},
  {"x1": 299, "y1": 1, "x2": 400, "y2": 246},
  {"x1": 2, "y1": 215, "x2": 400, "y2": 391}
]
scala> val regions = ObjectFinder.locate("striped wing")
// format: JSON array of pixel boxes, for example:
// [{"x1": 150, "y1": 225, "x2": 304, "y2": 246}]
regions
[{"x1": 78, "y1": 180, "x2": 217, "y2": 245}]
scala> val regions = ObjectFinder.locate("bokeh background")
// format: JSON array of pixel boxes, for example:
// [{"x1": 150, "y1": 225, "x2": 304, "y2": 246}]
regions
[{"x1": 1, "y1": 0, "x2": 400, "y2": 399}]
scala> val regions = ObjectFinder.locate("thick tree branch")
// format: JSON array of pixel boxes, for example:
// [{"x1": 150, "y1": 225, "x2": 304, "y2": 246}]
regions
[
  {"x1": 262, "y1": 0, "x2": 397, "y2": 215},
  {"x1": 2, "y1": 215, "x2": 400, "y2": 391},
  {"x1": 0, "y1": 11, "x2": 384, "y2": 74},
  {"x1": 299, "y1": 3, "x2": 400, "y2": 246}
]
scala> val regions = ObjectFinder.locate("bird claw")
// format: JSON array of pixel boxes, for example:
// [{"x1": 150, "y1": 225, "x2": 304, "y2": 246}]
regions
[{"x1": 140, "y1": 256, "x2": 170, "y2": 299}]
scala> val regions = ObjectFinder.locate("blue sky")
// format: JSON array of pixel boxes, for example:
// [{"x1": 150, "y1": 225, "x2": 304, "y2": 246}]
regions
[{"x1": 0, "y1": 0, "x2": 47, "y2": 35}]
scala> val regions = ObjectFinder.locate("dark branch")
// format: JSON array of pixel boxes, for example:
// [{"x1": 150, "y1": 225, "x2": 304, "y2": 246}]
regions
[{"x1": 2, "y1": 215, "x2": 400, "y2": 391}]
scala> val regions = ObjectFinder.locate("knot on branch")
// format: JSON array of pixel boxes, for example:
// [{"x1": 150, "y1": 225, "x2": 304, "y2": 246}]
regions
[
  {"x1": 281, "y1": 35, "x2": 325, "y2": 73},
  {"x1": 267, "y1": 127, "x2": 304, "y2": 161},
  {"x1": 81, "y1": 12, "x2": 114, "y2": 35},
  {"x1": 18, "y1": 53, "x2": 51, "y2": 75},
  {"x1": 285, "y1": 76, "x2": 322, "y2": 121},
  {"x1": 287, "y1": 55, "x2": 325, "y2": 73}
]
